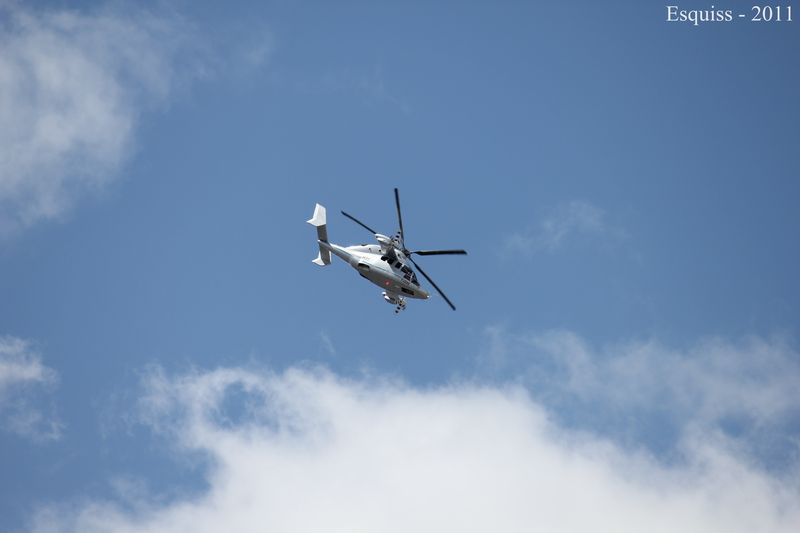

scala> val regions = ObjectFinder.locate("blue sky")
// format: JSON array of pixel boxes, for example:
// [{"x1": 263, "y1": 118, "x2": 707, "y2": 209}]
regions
[{"x1": 1, "y1": 1, "x2": 799, "y2": 531}]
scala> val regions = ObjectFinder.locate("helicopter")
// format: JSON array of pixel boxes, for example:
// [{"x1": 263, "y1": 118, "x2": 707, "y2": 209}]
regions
[{"x1": 307, "y1": 188, "x2": 467, "y2": 313}]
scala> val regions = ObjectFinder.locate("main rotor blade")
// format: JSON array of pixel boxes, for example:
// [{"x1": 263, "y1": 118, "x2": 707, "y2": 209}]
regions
[
  {"x1": 409, "y1": 257, "x2": 456, "y2": 311},
  {"x1": 394, "y1": 188, "x2": 404, "y2": 240},
  {"x1": 411, "y1": 249, "x2": 468, "y2": 256},
  {"x1": 341, "y1": 211, "x2": 377, "y2": 234}
]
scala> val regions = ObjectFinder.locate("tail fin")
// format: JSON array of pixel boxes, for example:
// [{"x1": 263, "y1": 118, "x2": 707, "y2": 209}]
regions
[{"x1": 307, "y1": 203, "x2": 331, "y2": 266}]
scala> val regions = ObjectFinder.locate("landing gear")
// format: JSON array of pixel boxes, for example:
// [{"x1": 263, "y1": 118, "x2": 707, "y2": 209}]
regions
[{"x1": 383, "y1": 291, "x2": 406, "y2": 313}]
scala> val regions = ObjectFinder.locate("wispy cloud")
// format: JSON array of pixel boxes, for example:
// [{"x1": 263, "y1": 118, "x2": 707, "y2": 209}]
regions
[
  {"x1": 0, "y1": 335, "x2": 62, "y2": 441},
  {"x1": 0, "y1": 4, "x2": 203, "y2": 236},
  {"x1": 480, "y1": 327, "x2": 800, "y2": 464},
  {"x1": 504, "y1": 200, "x2": 623, "y2": 256},
  {"x1": 29, "y1": 364, "x2": 800, "y2": 532},
  {"x1": 319, "y1": 330, "x2": 336, "y2": 356},
  {"x1": 296, "y1": 65, "x2": 411, "y2": 113}
]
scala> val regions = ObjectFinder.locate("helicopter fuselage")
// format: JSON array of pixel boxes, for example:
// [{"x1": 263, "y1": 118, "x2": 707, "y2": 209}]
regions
[{"x1": 318, "y1": 241, "x2": 430, "y2": 301}]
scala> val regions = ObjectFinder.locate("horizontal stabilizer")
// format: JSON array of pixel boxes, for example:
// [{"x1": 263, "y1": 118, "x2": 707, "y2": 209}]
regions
[
  {"x1": 312, "y1": 251, "x2": 330, "y2": 266},
  {"x1": 307, "y1": 203, "x2": 326, "y2": 228}
]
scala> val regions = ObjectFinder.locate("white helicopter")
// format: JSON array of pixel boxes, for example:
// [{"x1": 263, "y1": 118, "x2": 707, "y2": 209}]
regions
[{"x1": 307, "y1": 189, "x2": 467, "y2": 313}]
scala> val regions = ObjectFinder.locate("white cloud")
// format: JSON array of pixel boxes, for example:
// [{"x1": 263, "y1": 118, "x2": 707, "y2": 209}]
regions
[
  {"x1": 481, "y1": 327, "x2": 800, "y2": 460},
  {"x1": 0, "y1": 335, "x2": 62, "y2": 440},
  {"x1": 29, "y1": 364, "x2": 800, "y2": 532},
  {"x1": 0, "y1": 4, "x2": 200, "y2": 235},
  {"x1": 504, "y1": 200, "x2": 622, "y2": 255}
]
